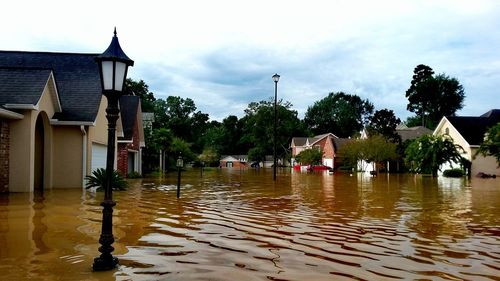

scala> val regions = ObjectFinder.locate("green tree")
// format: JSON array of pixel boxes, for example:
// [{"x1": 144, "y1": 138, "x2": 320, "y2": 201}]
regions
[
  {"x1": 339, "y1": 135, "x2": 398, "y2": 171},
  {"x1": 406, "y1": 65, "x2": 465, "y2": 129},
  {"x1": 198, "y1": 147, "x2": 220, "y2": 166},
  {"x1": 304, "y1": 92, "x2": 374, "y2": 137},
  {"x1": 367, "y1": 109, "x2": 401, "y2": 143},
  {"x1": 240, "y1": 99, "x2": 307, "y2": 161},
  {"x1": 404, "y1": 134, "x2": 464, "y2": 176},
  {"x1": 171, "y1": 137, "x2": 195, "y2": 163},
  {"x1": 295, "y1": 148, "x2": 323, "y2": 166},
  {"x1": 475, "y1": 122, "x2": 500, "y2": 166}
]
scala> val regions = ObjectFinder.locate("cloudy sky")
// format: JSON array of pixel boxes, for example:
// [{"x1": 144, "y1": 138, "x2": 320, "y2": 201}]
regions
[{"x1": 2, "y1": 0, "x2": 499, "y2": 121}]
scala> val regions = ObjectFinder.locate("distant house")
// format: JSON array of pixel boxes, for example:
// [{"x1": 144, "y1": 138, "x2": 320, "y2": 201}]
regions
[
  {"x1": 433, "y1": 109, "x2": 500, "y2": 176},
  {"x1": 396, "y1": 124, "x2": 433, "y2": 142},
  {"x1": 117, "y1": 96, "x2": 145, "y2": 177},
  {"x1": 290, "y1": 133, "x2": 348, "y2": 169},
  {"x1": 0, "y1": 50, "x2": 143, "y2": 192},
  {"x1": 220, "y1": 155, "x2": 248, "y2": 168}
]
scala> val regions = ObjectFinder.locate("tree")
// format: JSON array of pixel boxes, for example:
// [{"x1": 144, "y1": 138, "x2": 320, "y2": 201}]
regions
[
  {"x1": 366, "y1": 109, "x2": 401, "y2": 142},
  {"x1": 405, "y1": 65, "x2": 465, "y2": 129},
  {"x1": 475, "y1": 122, "x2": 500, "y2": 166},
  {"x1": 240, "y1": 99, "x2": 307, "y2": 161},
  {"x1": 304, "y1": 92, "x2": 374, "y2": 137},
  {"x1": 295, "y1": 148, "x2": 323, "y2": 166},
  {"x1": 339, "y1": 135, "x2": 398, "y2": 171},
  {"x1": 404, "y1": 134, "x2": 464, "y2": 176},
  {"x1": 170, "y1": 137, "x2": 195, "y2": 163},
  {"x1": 198, "y1": 147, "x2": 220, "y2": 166}
]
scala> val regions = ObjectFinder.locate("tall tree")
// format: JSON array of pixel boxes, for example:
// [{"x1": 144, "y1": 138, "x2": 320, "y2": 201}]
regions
[
  {"x1": 367, "y1": 109, "x2": 401, "y2": 143},
  {"x1": 405, "y1": 65, "x2": 465, "y2": 129},
  {"x1": 240, "y1": 99, "x2": 307, "y2": 161},
  {"x1": 304, "y1": 92, "x2": 374, "y2": 137}
]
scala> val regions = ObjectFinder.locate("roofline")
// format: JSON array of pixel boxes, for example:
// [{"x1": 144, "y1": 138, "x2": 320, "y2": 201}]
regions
[
  {"x1": 433, "y1": 116, "x2": 471, "y2": 147},
  {"x1": 0, "y1": 50, "x2": 99, "y2": 56},
  {"x1": 4, "y1": 104, "x2": 38, "y2": 110},
  {"x1": 50, "y1": 119, "x2": 95, "y2": 126},
  {"x1": 0, "y1": 108, "x2": 24, "y2": 119},
  {"x1": 310, "y1": 133, "x2": 338, "y2": 146},
  {"x1": 47, "y1": 72, "x2": 62, "y2": 112}
]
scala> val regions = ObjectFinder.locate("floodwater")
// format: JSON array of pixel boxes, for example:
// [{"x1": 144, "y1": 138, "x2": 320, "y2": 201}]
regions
[{"x1": 0, "y1": 169, "x2": 499, "y2": 281}]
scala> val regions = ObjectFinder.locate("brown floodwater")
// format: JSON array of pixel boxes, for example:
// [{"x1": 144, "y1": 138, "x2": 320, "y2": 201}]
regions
[{"x1": 0, "y1": 169, "x2": 499, "y2": 280}]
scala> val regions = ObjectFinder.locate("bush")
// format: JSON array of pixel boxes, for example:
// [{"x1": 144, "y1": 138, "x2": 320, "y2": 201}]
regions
[
  {"x1": 127, "y1": 171, "x2": 142, "y2": 178},
  {"x1": 85, "y1": 168, "x2": 128, "y2": 191},
  {"x1": 443, "y1": 168, "x2": 464, "y2": 178}
]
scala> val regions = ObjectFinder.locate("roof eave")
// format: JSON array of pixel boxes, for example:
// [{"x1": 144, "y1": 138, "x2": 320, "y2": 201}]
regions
[{"x1": 0, "y1": 108, "x2": 24, "y2": 119}]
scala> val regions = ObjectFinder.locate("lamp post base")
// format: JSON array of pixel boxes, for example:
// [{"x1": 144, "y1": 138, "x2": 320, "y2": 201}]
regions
[{"x1": 92, "y1": 256, "x2": 118, "y2": 271}]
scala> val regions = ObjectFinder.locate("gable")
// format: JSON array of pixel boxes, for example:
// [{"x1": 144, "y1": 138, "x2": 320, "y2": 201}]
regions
[
  {"x1": 220, "y1": 156, "x2": 239, "y2": 162},
  {"x1": 0, "y1": 68, "x2": 52, "y2": 107}
]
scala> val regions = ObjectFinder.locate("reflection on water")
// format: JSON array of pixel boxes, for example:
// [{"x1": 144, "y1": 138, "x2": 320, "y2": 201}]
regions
[{"x1": 0, "y1": 169, "x2": 499, "y2": 280}]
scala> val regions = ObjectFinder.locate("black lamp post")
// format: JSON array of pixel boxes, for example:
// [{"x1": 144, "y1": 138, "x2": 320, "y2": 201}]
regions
[
  {"x1": 272, "y1": 73, "x2": 280, "y2": 181},
  {"x1": 176, "y1": 155, "x2": 184, "y2": 198},
  {"x1": 92, "y1": 28, "x2": 134, "y2": 271}
]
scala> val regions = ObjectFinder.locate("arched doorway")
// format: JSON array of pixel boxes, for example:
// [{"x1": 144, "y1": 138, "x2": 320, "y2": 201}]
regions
[{"x1": 34, "y1": 115, "x2": 44, "y2": 190}]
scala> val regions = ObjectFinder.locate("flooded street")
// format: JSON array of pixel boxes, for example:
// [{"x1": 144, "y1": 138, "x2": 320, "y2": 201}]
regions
[{"x1": 1, "y1": 169, "x2": 499, "y2": 280}]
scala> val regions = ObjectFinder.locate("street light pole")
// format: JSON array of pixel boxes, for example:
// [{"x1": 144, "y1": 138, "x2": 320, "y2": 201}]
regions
[
  {"x1": 272, "y1": 73, "x2": 280, "y2": 181},
  {"x1": 93, "y1": 28, "x2": 134, "y2": 271},
  {"x1": 176, "y1": 155, "x2": 183, "y2": 198}
]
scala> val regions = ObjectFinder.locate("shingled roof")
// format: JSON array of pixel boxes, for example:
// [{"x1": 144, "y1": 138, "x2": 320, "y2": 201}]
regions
[
  {"x1": 446, "y1": 109, "x2": 500, "y2": 146},
  {"x1": 0, "y1": 68, "x2": 53, "y2": 105},
  {"x1": 0, "y1": 51, "x2": 101, "y2": 123},
  {"x1": 118, "y1": 95, "x2": 140, "y2": 140}
]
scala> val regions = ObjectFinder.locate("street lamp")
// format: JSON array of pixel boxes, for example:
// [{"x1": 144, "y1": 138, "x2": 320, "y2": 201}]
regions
[
  {"x1": 272, "y1": 73, "x2": 280, "y2": 181},
  {"x1": 176, "y1": 155, "x2": 184, "y2": 198},
  {"x1": 92, "y1": 28, "x2": 134, "y2": 271}
]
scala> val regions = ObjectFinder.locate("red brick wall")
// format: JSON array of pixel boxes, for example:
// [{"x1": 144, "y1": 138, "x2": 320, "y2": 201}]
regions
[
  {"x1": 117, "y1": 143, "x2": 128, "y2": 177},
  {"x1": 220, "y1": 161, "x2": 247, "y2": 169},
  {"x1": 322, "y1": 136, "x2": 335, "y2": 158},
  {"x1": 0, "y1": 120, "x2": 9, "y2": 192},
  {"x1": 117, "y1": 118, "x2": 142, "y2": 177}
]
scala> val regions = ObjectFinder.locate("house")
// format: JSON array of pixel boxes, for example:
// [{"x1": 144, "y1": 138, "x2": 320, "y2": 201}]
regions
[
  {"x1": 0, "y1": 50, "x2": 143, "y2": 192},
  {"x1": 117, "y1": 96, "x2": 145, "y2": 177},
  {"x1": 290, "y1": 133, "x2": 348, "y2": 169},
  {"x1": 220, "y1": 155, "x2": 248, "y2": 168},
  {"x1": 396, "y1": 124, "x2": 433, "y2": 142},
  {"x1": 433, "y1": 109, "x2": 500, "y2": 176}
]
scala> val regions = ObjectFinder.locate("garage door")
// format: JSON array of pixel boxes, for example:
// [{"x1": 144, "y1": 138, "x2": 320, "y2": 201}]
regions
[{"x1": 91, "y1": 143, "x2": 107, "y2": 173}]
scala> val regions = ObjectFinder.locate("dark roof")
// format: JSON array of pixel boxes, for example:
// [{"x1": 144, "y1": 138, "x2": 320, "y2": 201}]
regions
[
  {"x1": 397, "y1": 126, "x2": 433, "y2": 141},
  {"x1": 118, "y1": 95, "x2": 139, "y2": 140},
  {"x1": 0, "y1": 68, "x2": 52, "y2": 105},
  {"x1": 333, "y1": 138, "x2": 351, "y2": 151},
  {"x1": 0, "y1": 51, "x2": 101, "y2": 122},
  {"x1": 291, "y1": 137, "x2": 307, "y2": 146},
  {"x1": 447, "y1": 109, "x2": 500, "y2": 145}
]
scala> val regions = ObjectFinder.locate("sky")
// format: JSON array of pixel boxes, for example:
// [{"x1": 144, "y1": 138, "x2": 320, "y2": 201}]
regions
[{"x1": 1, "y1": 0, "x2": 499, "y2": 121}]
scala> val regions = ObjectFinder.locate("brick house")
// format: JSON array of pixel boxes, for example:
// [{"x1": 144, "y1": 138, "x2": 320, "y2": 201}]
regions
[
  {"x1": 290, "y1": 133, "x2": 348, "y2": 169},
  {"x1": 219, "y1": 155, "x2": 248, "y2": 169},
  {"x1": 117, "y1": 96, "x2": 145, "y2": 177}
]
